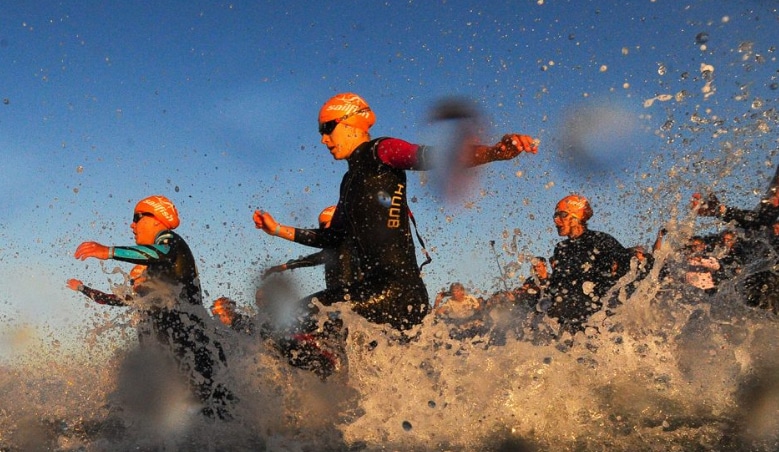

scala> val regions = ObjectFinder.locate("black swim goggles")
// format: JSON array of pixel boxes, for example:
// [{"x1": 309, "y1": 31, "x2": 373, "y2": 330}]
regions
[
  {"x1": 132, "y1": 212, "x2": 154, "y2": 223},
  {"x1": 318, "y1": 107, "x2": 371, "y2": 136}
]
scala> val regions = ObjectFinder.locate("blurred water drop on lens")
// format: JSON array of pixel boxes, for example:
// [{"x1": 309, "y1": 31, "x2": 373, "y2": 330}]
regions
[
  {"x1": 424, "y1": 97, "x2": 483, "y2": 203},
  {"x1": 558, "y1": 100, "x2": 641, "y2": 174}
]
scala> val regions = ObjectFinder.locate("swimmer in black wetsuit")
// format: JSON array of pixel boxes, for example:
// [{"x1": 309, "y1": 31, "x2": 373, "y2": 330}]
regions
[
  {"x1": 546, "y1": 194, "x2": 633, "y2": 334},
  {"x1": 253, "y1": 93, "x2": 537, "y2": 331},
  {"x1": 262, "y1": 206, "x2": 345, "y2": 289},
  {"x1": 692, "y1": 163, "x2": 779, "y2": 310},
  {"x1": 67, "y1": 195, "x2": 233, "y2": 419},
  {"x1": 693, "y1": 164, "x2": 779, "y2": 230}
]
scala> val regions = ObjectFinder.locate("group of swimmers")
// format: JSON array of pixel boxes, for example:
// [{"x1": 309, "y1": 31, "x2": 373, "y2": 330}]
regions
[
  {"x1": 66, "y1": 92, "x2": 537, "y2": 418},
  {"x1": 430, "y1": 167, "x2": 779, "y2": 343},
  {"x1": 66, "y1": 91, "x2": 779, "y2": 421}
]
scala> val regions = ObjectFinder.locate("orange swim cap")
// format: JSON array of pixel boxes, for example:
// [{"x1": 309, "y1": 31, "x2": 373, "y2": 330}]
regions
[
  {"x1": 318, "y1": 93, "x2": 376, "y2": 132},
  {"x1": 318, "y1": 205, "x2": 336, "y2": 228},
  {"x1": 134, "y1": 195, "x2": 180, "y2": 230},
  {"x1": 212, "y1": 296, "x2": 236, "y2": 311},
  {"x1": 555, "y1": 194, "x2": 593, "y2": 222},
  {"x1": 129, "y1": 264, "x2": 147, "y2": 286}
]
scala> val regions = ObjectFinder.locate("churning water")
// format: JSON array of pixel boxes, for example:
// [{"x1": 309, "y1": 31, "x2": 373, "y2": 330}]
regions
[{"x1": 3, "y1": 257, "x2": 779, "y2": 452}]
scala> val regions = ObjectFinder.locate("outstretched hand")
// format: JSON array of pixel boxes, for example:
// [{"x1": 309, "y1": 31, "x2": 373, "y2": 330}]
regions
[
  {"x1": 492, "y1": 134, "x2": 538, "y2": 160},
  {"x1": 253, "y1": 210, "x2": 279, "y2": 235},
  {"x1": 66, "y1": 278, "x2": 83, "y2": 291},
  {"x1": 74, "y1": 242, "x2": 111, "y2": 260}
]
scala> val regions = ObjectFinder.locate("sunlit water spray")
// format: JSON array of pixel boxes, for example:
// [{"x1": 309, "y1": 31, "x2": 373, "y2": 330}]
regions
[{"x1": 3, "y1": 238, "x2": 779, "y2": 451}]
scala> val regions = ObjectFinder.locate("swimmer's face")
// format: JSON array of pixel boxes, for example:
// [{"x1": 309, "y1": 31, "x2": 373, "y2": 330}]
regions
[
  {"x1": 211, "y1": 304, "x2": 235, "y2": 326},
  {"x1": 450, "y1": 284, "x2": 466, "y2": 301},
  {"x1": 532, "y1": 260, "x2": 548, "y2": 279},
  {"x1": 721, "y1": 232, "x2": 736, "y2": 248},
  {"x1": 131, "y1": 212, "x2": 164, "y2": 245},
  {"x1": 320, "y1": 123, "x2": 366, "y2": 160},
  {"x1": 770, "y1": 188, "x2": 779, "y2": 208},
  {"x1": 553, "y1": 210, "x2": 577, "y2": 237},
  {"x1": 690, "y1": 239, "x2": 706, "y2": 253}
]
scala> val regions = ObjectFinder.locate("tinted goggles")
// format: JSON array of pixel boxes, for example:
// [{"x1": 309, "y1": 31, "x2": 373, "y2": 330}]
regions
[
  {"x1": 318, "y1": 107, "x2": 371, "y2": 136},
  {"x1": 132, "y1": 212, "x2": 154, "y2": 223}
]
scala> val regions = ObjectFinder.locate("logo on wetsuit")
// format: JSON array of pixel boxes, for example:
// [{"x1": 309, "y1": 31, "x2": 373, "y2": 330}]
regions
[{"x1": 387, "y1": 183, "x2": 404, "y2": 228}]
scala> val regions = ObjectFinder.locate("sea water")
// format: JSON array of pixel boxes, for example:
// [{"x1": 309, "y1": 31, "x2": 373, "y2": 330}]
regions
[{"x1": 2, "y1": 260, "x2": 779, "y2": 451}]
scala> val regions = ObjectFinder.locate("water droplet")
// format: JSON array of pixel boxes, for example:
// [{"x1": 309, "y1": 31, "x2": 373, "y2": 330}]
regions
[
  {"x1": 695, "y1": 32, "x2": 709, "y2": 45},
  {"x1": 376, "y1": 191, "x2": 391, "y2": 208},
  {"x1": 402, "y1": 420, "x2": 412, "y2": 431}
]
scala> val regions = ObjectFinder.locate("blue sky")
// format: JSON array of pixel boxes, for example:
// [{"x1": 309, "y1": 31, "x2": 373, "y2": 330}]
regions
[{"x1": 1, "y1": 1, "x2": 778, "y2": 342}]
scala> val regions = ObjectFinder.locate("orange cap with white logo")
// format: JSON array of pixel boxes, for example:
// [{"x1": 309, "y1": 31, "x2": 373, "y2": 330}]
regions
[
  {"x1": 134, "y1": 195, "x2": 180, "y2": 230},
  {"x1": 318, "y1": 93, "x2": 376, "y2": 132},
  {"x1": 555, "y1": 194, "x2": 593, "y2": 222},
  {"x1": 318, "y1": 205, "x2": 336, "y2": 228}
]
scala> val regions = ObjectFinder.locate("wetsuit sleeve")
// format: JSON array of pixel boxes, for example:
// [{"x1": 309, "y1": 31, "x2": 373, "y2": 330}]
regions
[
  {"x1": 720, "y1": 165, "x2": 779, "y2": 228},
  {"x1": 79, "y1": 285, "x2": 128, "y2": 306},
  {"x1": 284, "y1": 251, "x2": 327, "y2": 270},
  {"x1": 375, "y1": 138, "x2": 434, "y2": 170},
  {"x1": 293, "y1": 227, "x2": 342, "y2": 249},
  {"x1": 721, "y1": 204, "x2": 779, "y2": 229},
  {"x1": 607, "y1": 236, "x2": 633, "y2": 279},
  {"x1": 111, "y1": 243, "x2": 173, "y2": 265}
]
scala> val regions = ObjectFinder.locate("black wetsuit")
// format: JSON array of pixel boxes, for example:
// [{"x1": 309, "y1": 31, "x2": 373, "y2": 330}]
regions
[
  {"x1": 716, "y1": 165, "x2": 779, "y2": 310},
  {"x1": 229, "y1": 312, "x2": 255, "y2": 335},
  {"x1": 280, "y1": 249, "x2": 342, "y2": 290},
  {"x1": 79, "y1": 230, "x2": 232, "y2": 418},
  {"x1": 547, "y1": 229, "x2": 632, "y2": 333},
  {"x1": 293, "y1": 138, "x2": 431, "y2": 330},
  {"x1": 718, "y1": 164, "x2": 779, "y2": 229}
]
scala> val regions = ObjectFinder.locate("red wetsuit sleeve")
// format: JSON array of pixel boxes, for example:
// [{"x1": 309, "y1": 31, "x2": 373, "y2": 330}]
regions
[
  {"x1": 80, "y1": 285, "x2": 128, "y2": 306},
  {"x1": 376, "y1": 138, "x2": 427, "y2": 170}
]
